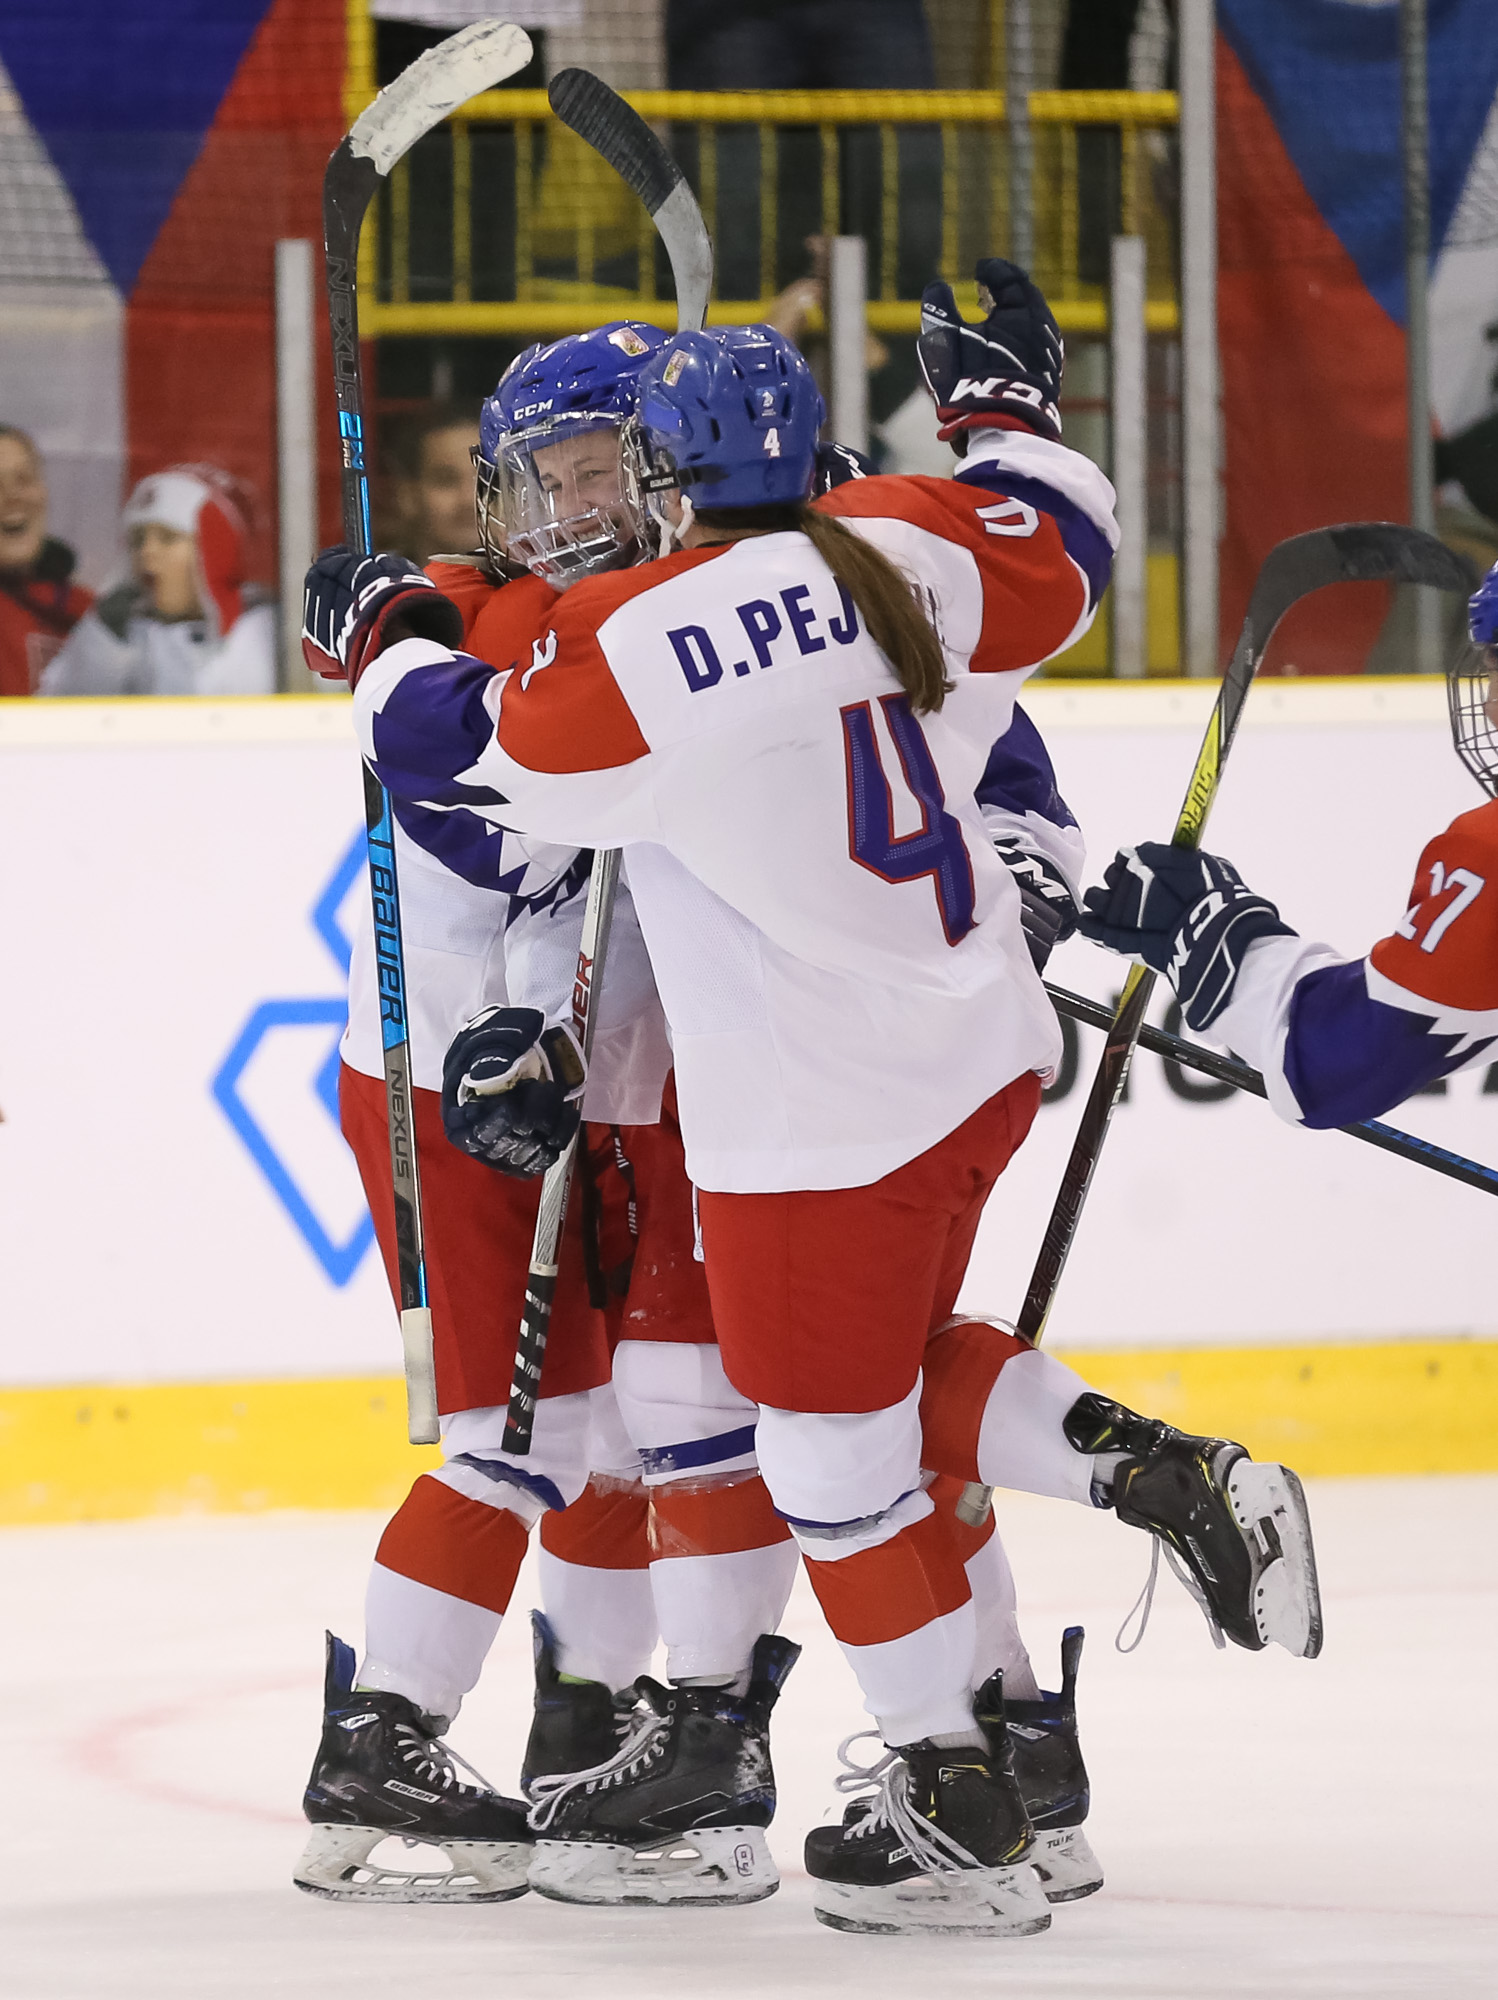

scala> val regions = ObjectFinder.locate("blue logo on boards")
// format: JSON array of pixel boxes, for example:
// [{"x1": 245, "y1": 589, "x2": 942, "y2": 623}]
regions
[{"x1": 211, "y1": 832, "x2": 375, "y2": 1287}]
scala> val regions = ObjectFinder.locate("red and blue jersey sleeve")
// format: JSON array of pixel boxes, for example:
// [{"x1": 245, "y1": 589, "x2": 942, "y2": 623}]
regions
[{"x1": 1280, "y1": 800, "x2": 1498, "y2": 1126}]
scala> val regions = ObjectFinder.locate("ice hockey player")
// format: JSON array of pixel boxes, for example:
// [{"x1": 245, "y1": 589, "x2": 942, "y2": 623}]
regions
[
  {"x1": 293, "y1": 659, "x2": 652, "y2": 1905},
  {"x1": 41, "y1": 464, "x2": 275, "y2": 695},
  {"x1": 429, "y1": 321, "x2": 1094, "y2": 1908},
  {"x1": 1076, "y1": 566, "x2": 1498, "y2": 1124},
  {"x1": 310, "y1": 263, "x2": 1320, "y2": 1938},
  {"x1": 296, "y1": 323, "x2": 807, "y2": 1910}
]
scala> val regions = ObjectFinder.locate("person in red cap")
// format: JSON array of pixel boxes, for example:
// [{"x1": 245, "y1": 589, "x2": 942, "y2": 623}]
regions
[
  {"x1": 41, "y1": 463, "x2": 275, "y2": 696},
  {"x1": 0, "y1": 425, "x2": 94, "y2": 695}
]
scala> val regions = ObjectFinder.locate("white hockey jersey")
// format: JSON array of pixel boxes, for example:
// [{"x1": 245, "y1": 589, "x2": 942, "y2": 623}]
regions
[{"x1": 355, "y1": 434, "x2": 1117, "y2": 1192}]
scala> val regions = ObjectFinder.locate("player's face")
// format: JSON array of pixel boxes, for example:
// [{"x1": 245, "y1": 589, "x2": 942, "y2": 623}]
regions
[
  {"x1": 531, "y1": 430, "x2": 625, "y2": 520},
  {"x1": 130, "y1": 523, "x2": 202, "y2": 622},
  {"x1": 0, "y1": 434, "x2": 48, "y2": 575},
  {"x1": 1486, "y1": 654, "x2": 1498, "y2": 727}
]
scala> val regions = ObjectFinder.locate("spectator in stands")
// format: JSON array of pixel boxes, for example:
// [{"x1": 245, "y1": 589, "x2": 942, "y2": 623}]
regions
[
  {"x1": 0, "y1": 425, "x2": 94, "y2": 696},
  {"x1": 41, "y1": 465, "x2": 275, "y2": 697},
  {"x1": 387, "y1": 403, "x2": 482, "y2": 563}
]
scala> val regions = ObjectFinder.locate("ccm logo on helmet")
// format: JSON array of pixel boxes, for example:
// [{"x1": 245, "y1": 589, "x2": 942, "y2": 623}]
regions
[{"x1": 511, "y1": 399, "x2": 555, "y2": 420}]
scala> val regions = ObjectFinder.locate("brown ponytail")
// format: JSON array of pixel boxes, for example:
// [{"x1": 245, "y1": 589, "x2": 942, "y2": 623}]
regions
[{"x1": 692, "y1": 502, "x2": 953, "y2": 714}]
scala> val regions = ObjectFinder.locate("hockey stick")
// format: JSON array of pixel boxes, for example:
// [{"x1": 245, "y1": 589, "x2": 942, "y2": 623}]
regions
[
  {"x1": 502, "y1": 72, "x2": 715, "y2": 1454},
  {"x1": 323, "y1": 21, "x2": 534, "y2": 1446},
  {"x1": 1046, "y1": 982, "x2": 1498, "y2": 1199},
  {"x1": 956, "y1": 523, "x2": 1472, "y2": 1524}
]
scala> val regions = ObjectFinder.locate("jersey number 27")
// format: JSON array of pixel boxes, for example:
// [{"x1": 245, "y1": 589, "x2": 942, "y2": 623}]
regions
[{"x1": 841, "y1": 693, "x2": 976, "y2": 944}]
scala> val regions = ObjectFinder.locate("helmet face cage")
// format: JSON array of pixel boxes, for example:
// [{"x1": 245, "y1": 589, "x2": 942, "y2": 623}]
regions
[
  {"x1": 1448, "y1": 638, "x2": 1498, "y2": 799},
  {"x1": 480, "y1": 411, "x2": 656, "y2": 590}
]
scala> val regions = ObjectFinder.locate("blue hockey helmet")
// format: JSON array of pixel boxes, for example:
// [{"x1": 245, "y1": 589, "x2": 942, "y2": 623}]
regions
[
  {"x1": 474, "y1": 320, "x2": 668, "y2": 587},
  {"x1": 637, "y1": 326, "x2": 825, "y2": 522}
]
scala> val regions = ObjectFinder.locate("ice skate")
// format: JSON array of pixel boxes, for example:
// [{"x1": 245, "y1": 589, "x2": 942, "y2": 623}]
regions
[
  {"x1": 520, "y1": 1611, "x2": 638, "y2": 1792},
  {"x1": 805, "y1": 1728, "x2": 1049, "y2": 1938},
  {"x1": 977, "y1": 1629, "x2": 1102, "y2": 1902},
  {"x1": 294, "y1": 1632, "x2": 532, "y2": 1903},
  {"x1": 1067, "y1": 1392, "x2": 1323, "y2": 1657},
  {"x1": 525, "y1": 1632, "x2": 799, "y2": 1906}
]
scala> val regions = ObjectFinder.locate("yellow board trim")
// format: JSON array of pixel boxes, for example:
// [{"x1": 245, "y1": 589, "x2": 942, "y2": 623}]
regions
[{"x1": 3, "y1": 1341, "x2": 1495, "y2": 1525}]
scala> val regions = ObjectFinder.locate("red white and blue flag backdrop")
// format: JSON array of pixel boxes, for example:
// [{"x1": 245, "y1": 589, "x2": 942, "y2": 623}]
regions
[
  {"x1": 1218, "y1": 0, "x2": 1498, "y2": 673},
  {"x1": 1, "y1": 0, "x2": 1496, "y2": 670},
  {"x1": 0, "y1": 0, "x2": 346, "y2": 590}
]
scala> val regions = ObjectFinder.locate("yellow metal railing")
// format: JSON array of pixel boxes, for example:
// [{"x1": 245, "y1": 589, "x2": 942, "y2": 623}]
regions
[{"x1": 345, "y1": 17, "x2": 1179, "y2": 340}]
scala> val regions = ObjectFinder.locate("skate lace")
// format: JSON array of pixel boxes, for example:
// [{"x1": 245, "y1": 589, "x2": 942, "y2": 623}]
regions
[
  {"x1": 525, "y1": 1704, "x2": 672, "y2": 1831},
  {"x1": 393, "y1": 1722, "x2": 499, "y2": 1796},
  {"x1": 830, "y1": 1731, "x2": 983, "y2": 1877},
  {"x1": 1115, "y1": 1534, "x2": 1226, "y2": 1653}
]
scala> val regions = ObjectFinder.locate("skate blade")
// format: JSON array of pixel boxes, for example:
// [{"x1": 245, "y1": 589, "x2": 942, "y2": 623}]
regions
[
  {"x1": 1228, "y1": 1460, "x2": 1324, "y2": 1659},
  {"x1": 812, "y1": 1862, "x2": 1051, "y2": 1937},
  {"x1": 1028, "y1": 1824, "x2": 1103, "y2": 1903},
  {"x1": 529, "y1": 1826, "x2": 779, "y2": 1907},
  {"x1": 293, "y1": 1824, "x2": 531, "y2": 1903}
]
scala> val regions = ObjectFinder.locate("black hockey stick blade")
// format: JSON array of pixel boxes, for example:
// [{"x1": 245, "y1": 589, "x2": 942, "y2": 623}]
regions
[
  {"x1": 548, "y1": 68, "x2": 714, "y2": 331},
  {"x1": 500, "y1": 68, "x2": 712, "y2": 1444},
  {"x1": 1019, "y1": 523, "x2": 1475, "y2": 1349},
  {"x1": 1046, "y1": 983, "x2": 1498, "y2": 1199}
]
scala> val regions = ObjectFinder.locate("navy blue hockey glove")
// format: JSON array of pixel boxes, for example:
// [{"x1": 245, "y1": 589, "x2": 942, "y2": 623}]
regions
[
  {"x1": 991, "y1": 829, "x2": 1080, "y2": 972},
  {"x1": 302, "y1": 545, "x2": 463, "y2": 688},
  {"x1": 1078, "y1": 841, "x2": 1296, "y2": 1031},
  {"x1": 917, "y1": 257, "x2": 1063, "y2": 446},
  {"x1": 440, "y1": 1006, "x2": 586, "y2": 1179}
]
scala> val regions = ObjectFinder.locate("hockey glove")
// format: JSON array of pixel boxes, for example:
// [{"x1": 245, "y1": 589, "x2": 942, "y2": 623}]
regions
[
  {"x1": 1078, "y1": 841, "x2": 1296, "y2": 1031},
  {"x1": 815, "y1": 438, "x2": 875, "y2": 491},
  {"x1": 301, "y1": 546, "x2": 464, "y2": 688},
  {"x1": 917, "y1": 257, "x2": 1064, "y2": 447},
  {"x1": 441, "y1": 1006, "x2": 587, "y2": 1179},
  {"x1": 992, "y1": 829, "x2": 1080, "y2": 972}
]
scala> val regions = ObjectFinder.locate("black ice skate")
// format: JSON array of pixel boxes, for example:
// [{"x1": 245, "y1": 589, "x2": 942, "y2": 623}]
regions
[
  {"x1": 293, "y1": 1631, "x2": 532, "y2": 1902},
  {"x1": 524, "y1": 1632, "x2": 800, "y2": 1906},
  {"x1": 976, "y1": 1629, "x2": 1102, "y2": 1903},
  {"x1": 1067, "y1": 1392, "x2": 1324, "y2": 1658},
  {"x1": 804, "y1": 1731, "x2": 1051, "y2": 1937},
  {"x1": 520, "y1": 1611, "x2": 637, "y2": 1792}
]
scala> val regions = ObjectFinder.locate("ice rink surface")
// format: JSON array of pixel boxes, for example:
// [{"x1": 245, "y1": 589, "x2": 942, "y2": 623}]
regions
[{"x1": 7, "y1": 1474, "x2": 1496, "y2": 1999}]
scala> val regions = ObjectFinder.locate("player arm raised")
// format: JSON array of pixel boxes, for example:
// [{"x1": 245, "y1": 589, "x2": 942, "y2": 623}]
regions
[{"x1": 817, "y1": 258, "x2": 1119, "y2": 683}]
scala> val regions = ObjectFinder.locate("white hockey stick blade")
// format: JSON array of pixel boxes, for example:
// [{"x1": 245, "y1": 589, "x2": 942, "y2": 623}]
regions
[
  {"x1": 400, "y1": 1306, "x2": 439, "y2": 1447},
  {"x1": 350, "y1": 20, "x2": 532, "y2": 178},
  {"x1": 547, "y1": 67, "x2": 713, "y2": 331}
]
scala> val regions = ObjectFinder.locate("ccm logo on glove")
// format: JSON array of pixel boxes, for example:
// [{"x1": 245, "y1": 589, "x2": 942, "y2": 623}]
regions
[{"x1": 1078, "y1": 841, "x2": 1295, "y2": 1030}]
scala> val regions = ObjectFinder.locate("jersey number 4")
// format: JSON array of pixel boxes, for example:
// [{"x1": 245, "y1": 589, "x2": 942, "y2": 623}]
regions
[{"x1": 841, "y1": 693, "x2": 976, "y2": 944}]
